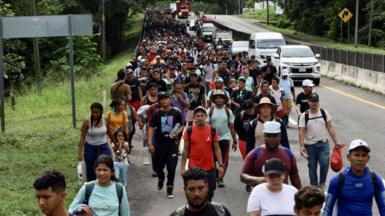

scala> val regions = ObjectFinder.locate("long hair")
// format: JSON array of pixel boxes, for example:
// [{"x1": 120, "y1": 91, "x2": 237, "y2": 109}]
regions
[
  {"x1": 90, "y1": 103, "x2": 103, "y2": 129},
  {"x1": 94, "y1": 155, "x2": 118, "y2": 181}
]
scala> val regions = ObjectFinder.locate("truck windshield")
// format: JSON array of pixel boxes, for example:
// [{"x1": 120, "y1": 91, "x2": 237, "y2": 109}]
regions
[
  {"x1": 282, "y1": 47, "x2": 314, "y2": 58},
  {"x1": 256, "y1": 39, "x2": 285, "y2": 49},
  {"x1": 203, "y1": 27, "x2": 215, "y2": 32}
]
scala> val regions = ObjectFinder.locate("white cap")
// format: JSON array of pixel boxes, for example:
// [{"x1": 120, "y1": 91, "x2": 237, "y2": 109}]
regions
[
  {"x1": 302, "y1": 79, "x2": 315, "y2": 87},
  {"x1": 263, "y1": 121, "x2": 281, "y2": 134},
  {"x1": 126, "y1": 62, "x2": 132, "y2": 68},
  {"x1": 282, "y1": 69, "x2": 289, "y2": 76},
  {"x1": 349, "y1": 139, "x2": 370, "y2": 152}
]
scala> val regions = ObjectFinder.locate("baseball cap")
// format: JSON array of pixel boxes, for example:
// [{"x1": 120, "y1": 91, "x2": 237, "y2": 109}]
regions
[
  {"x1": 264, "y1": 158, "x2": 285, "y2": 175},
  {"x1": 238, "y1": 77, "x2": 246, "y2": 82},
  {"x1": 263, "y1": 121, "x2": 281, "y2": 134},
  {"x1": 126, "y1": 63, "x2": 132, "y2": 68},
  {"x1": 193, "y1": 106, "x2": 206, "y2": 115},
  {"x1": 349, "y1": 139, "x2": 370, "y2": 152},
  {"x1": 215, "y1": 77, "x2": 224, "y2": 83},
  {"x1": 308, "y1": 92, "x2": 319, "y2": 101},
  {"x1": 282, "y1": 69, "x2": 289, "y2": 76},
  {"x1": 302, "y1": 79, "x2": 315, "y2": 87},
  {"x1": 158, "y1": 92, "x2": 169, "y2": 99}
]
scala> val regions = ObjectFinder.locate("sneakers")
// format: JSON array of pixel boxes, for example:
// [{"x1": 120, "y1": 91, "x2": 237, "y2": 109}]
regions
[
  {"x1": 157, "y1": 179, "x2": 164, "y2": 191},
  {"x1": 167, "y1": 185, "x2": 174, "y2": 199},
  {"x1": 217, "y1": 179, "x2": 225, "y2": 188},
  {"x1": 245, "y1": 185, "x2": 252, "y2": 194},
  {"x1": 318, "y1": 183, "x2": 326, "y2": 192}
]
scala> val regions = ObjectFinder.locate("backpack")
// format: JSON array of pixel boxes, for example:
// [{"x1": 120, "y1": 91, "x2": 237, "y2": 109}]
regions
[
  {"x1": 84, "y1": 182, "x2": 124, "y2": 216},
  {"x1": 337, "y1": 171, "x2": 379, "y2": 198},
  {"x1": 304, "y1": 108, "x2": 327, "y2": 126},
  {"x1": 208, "y1": 106, "x2": 231, "y2": 125},
  {"x1": 253, "y1": 146, "x2": 293, "y2": 162},
  {"x1": 175, "y1": 202, "x2": 226, "y2": 216}
]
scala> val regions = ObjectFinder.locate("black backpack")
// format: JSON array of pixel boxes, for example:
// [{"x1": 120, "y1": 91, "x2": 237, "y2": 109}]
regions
[
  {"x1": 186, "y1": 125, "x2": 217, "y2": 157},
  {"x1": 304, "y1": 108, "x2": 327, "y2": 126},
  {"x1": 337, "y1": 171, "x2": 379, "y2": 198}
]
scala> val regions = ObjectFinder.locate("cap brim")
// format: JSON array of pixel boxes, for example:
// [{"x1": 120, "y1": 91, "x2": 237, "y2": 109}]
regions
[
  {"x1": 349, "y1": 146, "x2": 371, "y2": 152},
  {"x1": 265, "y1": 170, "x2": 284, "y2": 175}
]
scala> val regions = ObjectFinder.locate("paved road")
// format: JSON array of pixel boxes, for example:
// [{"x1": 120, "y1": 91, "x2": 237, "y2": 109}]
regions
[{"x1": 125, "y1": 76, "x2": 385, "y2": 215}]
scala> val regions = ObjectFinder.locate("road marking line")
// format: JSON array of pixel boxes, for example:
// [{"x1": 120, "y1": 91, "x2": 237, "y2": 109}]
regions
[{"x1": 320, "y1": 84, "x2": 385, "y2": 111}]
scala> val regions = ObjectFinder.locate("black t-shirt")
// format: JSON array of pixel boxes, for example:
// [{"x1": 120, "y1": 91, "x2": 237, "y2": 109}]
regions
[
  {"x1": 254, "y1": 94, "x2": 277, "y2": 105},
  {"x1": 234, "y1": 112, "x2": 257, "y2": 146},
  {"x1": 296, "y1": 92, "x2": 310, "y2": 113},
  {"x1": 150, "y1": 108, "x2": 182, "y2": 146},
  {"x1": 184, "y1": 83, "x2": 205, "y2": 110},
  {"x1": 125, "y1": 78, "x2": 141, "y2": 102},
  {"x1": 231, "y1": 89, "x2": 253, "y2": 104},
  {"x1": 261, "y1": 64, "x2": 277, "y2": 85},
  {"x1": 249, "y1": 67, "x2": 261, "y2": 83},
  {"x1": 217, "y1": 69, "x2": 231, "y2": 86},
  {"x1": 170, "y1": 203, "x2": 231, "y2": 216}
]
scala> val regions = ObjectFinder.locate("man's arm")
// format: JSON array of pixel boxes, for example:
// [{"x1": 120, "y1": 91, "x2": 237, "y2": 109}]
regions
[
  {"x1": 289, "y1": 173, "x2": 302, "y2": 189},
  {"x1": 326, "y1": 121, "x2": 339, "y2": 146},
  {"x1": 374, "y1": 175, "x2": 385, "y2": 215},
  {"x1": 213, "y1": 140, "x2": 225, "y2": 178},
  {"x1": 322, "y1": 176, "x2": 339, "y2": 216},
  {"x1": 299, "y1": 127, "x2": 307, "y2": 159},
  {"x1": 148, "y1": 127, "x2": 155, "y2": 154},
  {"x1": 181, "y1": 140, "x2": 189, "y2": 176},
  {"x1": 240, "y1": 173, "x2": 266, "y2": 186},
  {"x1": 229, "y1": 123, "x2": 237, "y2": 151}
]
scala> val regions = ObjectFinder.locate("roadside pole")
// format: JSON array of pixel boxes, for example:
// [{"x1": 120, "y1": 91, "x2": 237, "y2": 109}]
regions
[
  {"x1": 0, "y1": 18, "x2": 4, "y2": 133},
  {"x1": 68, "y1": 15, "x2": 77, "y2": 128},
  {"x1": 354, "y1": 0, "x2": 359, "y2": 47}
]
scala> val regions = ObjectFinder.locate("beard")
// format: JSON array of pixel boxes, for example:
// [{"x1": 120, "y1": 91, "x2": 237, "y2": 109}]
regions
[{"x1": 188, "y1": 197, "x2": 207, "y2": 210}]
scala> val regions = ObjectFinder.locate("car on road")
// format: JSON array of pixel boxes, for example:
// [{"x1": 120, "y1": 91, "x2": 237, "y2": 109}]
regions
[
  {"x1": 187, "y1": 15, "x2": 197, "y2": 30},
  {"x1": 231, "y1": 40, "x2": 249, "y2": 57},
  {"x1": 273, "y1": 45, "x2": 321, "y2": 85},
  {"x1": 201, "y1": 23, "x2": 216, "y2": 42},
  {"x1": 248, "y1": 32, "x2": 286, "y2": 66},
  {"x1": 215, "y1": 31, "x2": 233, "y2": 50}
]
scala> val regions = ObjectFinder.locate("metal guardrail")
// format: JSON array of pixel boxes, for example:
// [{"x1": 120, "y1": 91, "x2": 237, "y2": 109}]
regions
[{"x1": 213, "y1": 21, "x2": 385, "y2": 73}]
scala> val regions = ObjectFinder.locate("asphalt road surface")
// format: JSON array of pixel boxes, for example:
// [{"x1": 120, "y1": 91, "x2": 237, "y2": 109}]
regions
[{"x1": 126, "y1": 77, "x2": 385, "y2": 216}]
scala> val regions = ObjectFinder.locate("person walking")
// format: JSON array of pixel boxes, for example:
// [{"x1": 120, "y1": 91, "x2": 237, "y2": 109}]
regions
[
  {"x1": 170, "y1": 168, "x2": 232, "y2": 216},
  {"x1": 33, "y1": 171, "x2": 69, "y2": 216},
  {"x1": 295, "y1": 79, "x2": 314, "y2": 117},
  {"x1": 322, "y1": 139, "x2": 385, "y2": 216},
  {"x1": 148, "y1": 92, "x2": 183, "y2": 198},
  {"x1": 279, "y1": 69, "x2": 295, "y2": 127},
  {"x1": 181, "y1": 106, "x2": 225, "y2": 201},
  {"x1": 207, "y1": 89, "x2": 237, "y2": 188},
  {"x1": 299, "y1": 92, "x2": 342, "y2": 190},
  {"x1": 111, "y1": 69, "x2": 132, "y2": 102},
  {"x1": 78, "y1": 103, "x2": 114, "y2": 182},
  {"x1": 69, "y1": 155, "x2": 130, "y2": 216},
  {"x1": 294, "y1": 186, "x2": 325, "y2": 216},
  {"x1": 247, "y1": 158, "x2": 298, "y2": 216},
  {"x1": 241, "y1": 121, "x2": 301, "y2": 190}
]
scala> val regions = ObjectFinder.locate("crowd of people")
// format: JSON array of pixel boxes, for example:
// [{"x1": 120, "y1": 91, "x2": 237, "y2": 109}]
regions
[{"x1": 32, "y1": 8, "x2": 385, "y2": 216}]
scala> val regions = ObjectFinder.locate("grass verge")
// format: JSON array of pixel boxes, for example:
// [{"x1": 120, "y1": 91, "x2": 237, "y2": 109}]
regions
[
  {"x1": 0, "y1": 16, "x2": 141, "y2": 215},
  {"x1": 242, "y1": 10, "x2": 385, "y2": 55}
]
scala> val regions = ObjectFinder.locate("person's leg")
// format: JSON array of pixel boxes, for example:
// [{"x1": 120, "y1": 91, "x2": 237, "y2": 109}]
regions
[
  {"x1": 99, "y1": 143, "x2": 112, "y2": 156},
  {"x1": 165, "y1": 144, "x2": 178, "y2": 187},
  {"x1": 318, "y1": 140, "x2": 330, "y2": 186},
  {"x1": 84, "y1": 143, "x2": 97, "y2": 181},
  {"x1": 152, "y1": 146, "x2": 166, "y2": 190},
  {"x1": 305, "y1": 144, "x2": 318, "y2": 186},
  {"x1": 238, "y1": 139, "x2": 247, "y2": 160},
  {"x1": 206, "y1": 169, "x2": 217, "y2": 201},
  {"x1": 219, "y1": 140, "x2": 230, "y2": 176},
  {"x1": 114, "y1": 162, "x2": 121, "y2": 183}
]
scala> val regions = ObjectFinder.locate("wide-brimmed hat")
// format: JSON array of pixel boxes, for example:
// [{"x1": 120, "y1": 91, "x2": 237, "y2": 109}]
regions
[
  {"x1": 210, "y1": 89, "x2": 229, "y2": 103},
  {"x1": 256, "y1": 97, "x2": 277, "y2": 113}
]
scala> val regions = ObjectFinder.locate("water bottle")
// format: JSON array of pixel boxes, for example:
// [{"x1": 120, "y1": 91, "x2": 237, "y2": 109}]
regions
[{"x1": 169, "y1": 123, "x2": 181, "y2": 138}]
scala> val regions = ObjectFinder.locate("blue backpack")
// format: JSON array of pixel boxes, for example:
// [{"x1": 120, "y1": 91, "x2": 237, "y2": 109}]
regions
[{"x1": 253, "y1": 146, "x2": 293, "y2": 161}]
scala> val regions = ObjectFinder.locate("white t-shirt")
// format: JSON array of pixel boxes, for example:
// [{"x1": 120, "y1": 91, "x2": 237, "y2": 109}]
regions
[
  {"x1": 298, "y1": 109, "x2": 332, "y2": 145},
  {"x1": 247, "y1": 183, "x2": 297, "y2": 216},
  {"x1": 203, "y1": 64, "x2": 215, "y2": 82},
  {"x1": 269, "y1": 86, "x2": 284, "y2": 106}
]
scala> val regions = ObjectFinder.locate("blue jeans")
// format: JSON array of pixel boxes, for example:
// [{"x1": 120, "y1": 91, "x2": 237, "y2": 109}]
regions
[
  {"x1": 305, "y1": 140, "x2": 330, "y2": 186},
  {"x1": 84, "y1": 143, "x2": 111, "y2": 182}
]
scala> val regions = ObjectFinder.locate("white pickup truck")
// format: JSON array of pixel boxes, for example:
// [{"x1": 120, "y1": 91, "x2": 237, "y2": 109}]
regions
[{"x1": 215, "y1": 31, "x2": 233, "y2": 49}]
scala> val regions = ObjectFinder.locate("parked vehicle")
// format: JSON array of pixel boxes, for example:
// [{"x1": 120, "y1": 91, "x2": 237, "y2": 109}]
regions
[
  {"x1": 231, "y1": 40, "x2": 249, "y2": 57},
  {"x1": 176, "y1": 0, "x2": 191, "y2": 19},
  {"x1": 248, "y1": 32, "x2": 286, "y2": 66},
  {"x1": 201, "y1": 23, "x2": 216, "y2": 42},
  {"x1": 273, "y1": 45, "x2": 321, "y2": 85},
  {"x1": 187, "y1": 15, "x2": 197, "y2": 30}
]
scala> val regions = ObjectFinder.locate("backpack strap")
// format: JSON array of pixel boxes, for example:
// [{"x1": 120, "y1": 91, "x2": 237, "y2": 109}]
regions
[
  {"x1": 84, "y1": 182, "x2": 95, "y2": 205},
  {"x1": 115, "y1": 182, "x2": 124, "y2": 216},
  {"x1": 305, "y1": 108, "x2": 327, "y2": 126},
  {"x1": 211, "y1": 202, "x2": 226, "y2": 216},
  {"x1": 370, "y1": 171, "x2": 379, "y2": 197},
  {"x1": 283, "y1": 147, "x2": 293, "y2": 161},
  {"x1": 338, "y1": 170, "x2": 379, "y2": 198},
  {"x1": 253, "y1": 146, "x2": 261, "y2": 161}
]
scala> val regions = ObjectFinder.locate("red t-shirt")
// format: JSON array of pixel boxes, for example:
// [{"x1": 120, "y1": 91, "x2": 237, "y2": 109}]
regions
[
  {"x1": 241, "y1": 146, "x2": 299, "y2": 184},
  {"x1": 183, "y1": 124, "x2": 219, "y2": 171}
]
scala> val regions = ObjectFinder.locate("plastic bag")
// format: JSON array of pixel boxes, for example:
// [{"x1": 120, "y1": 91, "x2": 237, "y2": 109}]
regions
[
  {"x1": 77, "y1": 161, "x2": 87, "y2": 183},
  {"x1": 330, "y1": 144, "x2": 345, "y2": 172}
]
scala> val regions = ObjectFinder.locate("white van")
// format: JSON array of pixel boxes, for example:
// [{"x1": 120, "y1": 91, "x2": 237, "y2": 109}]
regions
[{"x1": 248, "y1": 32, "x2": 286, "y2": 65}]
